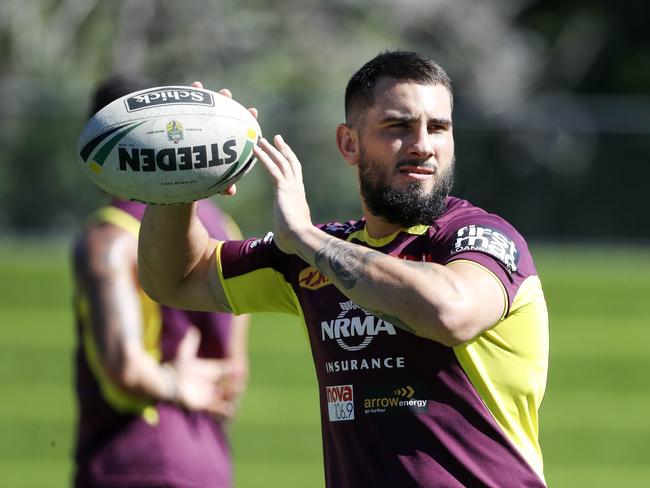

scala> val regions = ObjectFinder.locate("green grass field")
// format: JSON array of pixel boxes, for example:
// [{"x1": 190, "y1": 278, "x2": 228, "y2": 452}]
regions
[{"x1": 1, "y1": 241, "x2": 649, "y2": 487}]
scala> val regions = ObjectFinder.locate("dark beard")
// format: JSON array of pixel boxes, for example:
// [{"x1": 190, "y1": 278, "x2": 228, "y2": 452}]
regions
[{"x1": 359, "y1": 157, "x2": 455, "y2": 228}]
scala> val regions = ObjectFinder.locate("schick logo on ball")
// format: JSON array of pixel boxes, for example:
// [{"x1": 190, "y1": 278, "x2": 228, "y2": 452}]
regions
[{"x1": 125, "y1": 87, "x2": 214, "y2": 112}]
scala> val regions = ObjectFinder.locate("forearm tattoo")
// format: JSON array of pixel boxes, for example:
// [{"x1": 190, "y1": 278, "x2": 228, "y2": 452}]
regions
[
  {"x1": 313, "y1": 238, "x2": 419, "y2": 335},
  {"x1": 314, "y1": 238, "x2": 378, "y2": 290}
]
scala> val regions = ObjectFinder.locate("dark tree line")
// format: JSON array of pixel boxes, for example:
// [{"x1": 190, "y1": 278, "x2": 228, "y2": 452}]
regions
[{"x1": 0, "y1": 0, "x2": 647, "y2": 240}]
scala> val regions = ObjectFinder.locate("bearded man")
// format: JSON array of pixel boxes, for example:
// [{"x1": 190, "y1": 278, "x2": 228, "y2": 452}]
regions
[{"x1": 138, "y1": 50, "x2": 549, "y2": 488}]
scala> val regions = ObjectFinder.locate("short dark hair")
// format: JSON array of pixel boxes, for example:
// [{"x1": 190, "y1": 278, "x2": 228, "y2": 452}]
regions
[
  {"x1": 90, "y1": 74, "x2": 155, "y2": 117},
  {"x1": 344, "y1": 50, "x2": 453, "y2": 126}
]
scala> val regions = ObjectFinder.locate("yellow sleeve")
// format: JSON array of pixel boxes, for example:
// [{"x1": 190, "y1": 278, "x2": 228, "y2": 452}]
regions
[{"x1": 214, "y1": 241, "x2": 301, "y2": 316}]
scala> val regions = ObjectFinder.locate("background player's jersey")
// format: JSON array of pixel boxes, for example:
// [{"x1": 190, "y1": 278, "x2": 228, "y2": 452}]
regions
[
  {"x1": 217, "y1": 196, "x2": 548, "y2": 488},
  {"x1": 73, "y1": 199, "x2": 235, "y2": 488}
]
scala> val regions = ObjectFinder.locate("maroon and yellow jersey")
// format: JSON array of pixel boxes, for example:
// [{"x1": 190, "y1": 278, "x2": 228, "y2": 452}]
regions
[
  {"x1": 73, "y1": 199, "x2": 238, "y2": 488},
  {"x1": 217, "y1": 196, "x2": 548, "y2": 487}
]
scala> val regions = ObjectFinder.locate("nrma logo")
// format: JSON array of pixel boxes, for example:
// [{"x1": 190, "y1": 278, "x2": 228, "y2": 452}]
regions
[{"x1": 321, "y1": 301, "x2": 396, "y2": 352}]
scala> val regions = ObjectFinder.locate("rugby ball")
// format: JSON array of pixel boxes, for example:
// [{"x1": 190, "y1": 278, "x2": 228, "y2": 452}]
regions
[{"x1": 77, "y1": 85, "x2": 261, "y2": 204}]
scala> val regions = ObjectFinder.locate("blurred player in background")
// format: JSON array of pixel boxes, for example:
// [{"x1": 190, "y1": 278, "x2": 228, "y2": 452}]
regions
[
  {"x1": 71, "y1": 75, "x2": 249, "y2": 488},
  {"x1": 138, "y1": 51, "x2": 549, "y2": 487}
]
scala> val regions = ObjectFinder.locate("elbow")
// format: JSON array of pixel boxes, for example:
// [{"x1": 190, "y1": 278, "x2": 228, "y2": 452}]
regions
[
  {"x1": 137, "y1": 267, "x2": 160, "y2": 302},
  {"x1": 103, "y1": 345, "x2": 142, "y2": 391},
  {"x1": 137, "y1": 264, "x2": 173, "y2": 306},
  {"x1": 415, "y1": 294, "x2": 482, "y2": 347},
  {"x1": 108, "y1": 366, "x2": 139, "y2": 392},
  {"x1": 426, "y1": 279, "x2": 485, "y2": 347},
  {"x1": 434, "y1": 311, "x2": 478, "y2": 347}
]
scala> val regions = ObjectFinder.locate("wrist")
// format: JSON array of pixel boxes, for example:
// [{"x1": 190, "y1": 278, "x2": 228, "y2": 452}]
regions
[
  {"x1": 161, "y1": 362, "x2": 180, "y2": 404},
  {"x1": 294, "y1": 225, "x2": 327, "y2": 264}
]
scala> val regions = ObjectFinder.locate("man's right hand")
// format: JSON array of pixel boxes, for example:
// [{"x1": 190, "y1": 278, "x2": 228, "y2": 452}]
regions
[{"x1": 191, "y1": 81, "x2": 259, "y2": 198}]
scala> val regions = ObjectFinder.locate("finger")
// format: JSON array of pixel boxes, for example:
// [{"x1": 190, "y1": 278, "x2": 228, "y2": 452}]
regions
[
  {"x1": 274, "y1": 135, "x2": 303, "y2": 181},
  {"x1": 194, "y1": 384, "x2": 235, "y2": 418},
  {"x1": 207, "y1": 397, "x2": 236, "y2": 419},
  {"x1": 228, "y1": 361, "x2": 249, "y2": 382},
  {"x1": 218, "y1": 88, "x2": 233, "y2": 99},
  {"x1": 253, "y1": 144, "x2": 284, "y2": 183},
  {"x1": 217, "y1": 360, "x2": 246, "y2": 397},
  {"x1": 219, "y1": 184, "x2": 237, "y2": 196},
  {"x1": 222, "y1": 374, "x2": 247, "y2": 401},
  {"x1": 194, "y1": 358, "x2": 231, "y2": 380},
  {"x1": 208, "y1": 395, "x2": 237, "y2": 419},
  {"x1": 214, "y1": 88, "x2": 256, "y2": 119},
  {"x1": 258, "y1": 137, "x2": 293, "y2": 179},
  {"x1": 191, "y1": 81, "x2": 203, "y2": 88},
  {"x1": 177, "y1": 326, "x2": 201, "y2": 359}
]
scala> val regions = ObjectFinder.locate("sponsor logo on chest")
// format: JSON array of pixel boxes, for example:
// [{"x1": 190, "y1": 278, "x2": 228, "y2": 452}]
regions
[
  {"x1": 362, "y1": 384, "x2": 429, "y2": 416},
  {"x1": 324, "y1": 383, "x2": 431, "y2": 422},
  {"x1": 321, "y1": 301, "x2": 396, "y2": 352},
  {"x1": 326, "y1": 384, "x2": 355, "y2": 422}
]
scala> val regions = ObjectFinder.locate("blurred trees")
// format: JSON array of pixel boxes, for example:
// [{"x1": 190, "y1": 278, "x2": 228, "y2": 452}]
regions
[{"x1": 0, "y1": 0, "x2": 648, "y2": 239}]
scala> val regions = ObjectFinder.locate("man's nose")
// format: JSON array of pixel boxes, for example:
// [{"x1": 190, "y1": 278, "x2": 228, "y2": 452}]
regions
[{"x1": 408, "y1": 126, "x2": 435, "y2": 159}]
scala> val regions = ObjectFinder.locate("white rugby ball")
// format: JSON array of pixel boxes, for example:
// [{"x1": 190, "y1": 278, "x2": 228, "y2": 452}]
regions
[{"x1": 77, "y1": 85, "x2": 261, "y2": 204}]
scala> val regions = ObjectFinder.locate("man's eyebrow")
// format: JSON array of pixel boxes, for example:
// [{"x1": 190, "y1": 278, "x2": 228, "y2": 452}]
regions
[
  {"x1": 430, "y1": 117, "x2": 453, "y2": 127},
  {"x1": 379, "y1": 115, "x2": 453, "y2": 127},
  {"x1": 379, "y1": 114, "x2": 417, "y2": 124}
]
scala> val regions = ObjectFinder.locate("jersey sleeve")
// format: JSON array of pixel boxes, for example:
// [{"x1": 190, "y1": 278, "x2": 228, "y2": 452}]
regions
[
  {"x1": 434, "y1": 213, "x2": 537, "y2": 312},
  {"x1": 193, "y1": 200, "x2": 247, "y2": 342},
  {"x1": 216, "y1": 233, "x2": 301, "y2": 316}
]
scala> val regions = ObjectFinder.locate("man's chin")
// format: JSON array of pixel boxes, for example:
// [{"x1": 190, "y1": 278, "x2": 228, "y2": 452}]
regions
[
  {"x1": 365, "y1": 194, "x2": 448, "y2": 228},
  {"x1": 390, "y1": 175, "x2": 428, "y2": 190},
  {"x1": 394, "y1": 174, "x2": 435, "y2": 190}
]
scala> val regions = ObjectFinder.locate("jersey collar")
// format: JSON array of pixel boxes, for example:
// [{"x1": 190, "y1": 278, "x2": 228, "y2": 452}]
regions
[{"x1": 346, "y1": 223, "x2": 429, "y2": 247}]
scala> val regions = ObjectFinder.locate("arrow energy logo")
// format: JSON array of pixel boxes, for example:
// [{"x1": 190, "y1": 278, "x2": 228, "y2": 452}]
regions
[
  {"x1": 393, "y1": 386, "x2": 415, "y2": 398},
  {"x1": 363, "y1": 384, "x2": 429, "y2": 416}
]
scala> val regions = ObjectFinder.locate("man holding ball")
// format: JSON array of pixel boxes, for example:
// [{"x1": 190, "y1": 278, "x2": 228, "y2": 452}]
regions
[{"x1": 139, "y1": 51, "x2": 549, "y2": 487}]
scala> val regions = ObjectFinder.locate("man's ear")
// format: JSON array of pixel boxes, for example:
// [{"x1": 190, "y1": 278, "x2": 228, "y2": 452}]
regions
[{"x1": 336, "y1": 123, "x2": 360, "y2": 166}]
